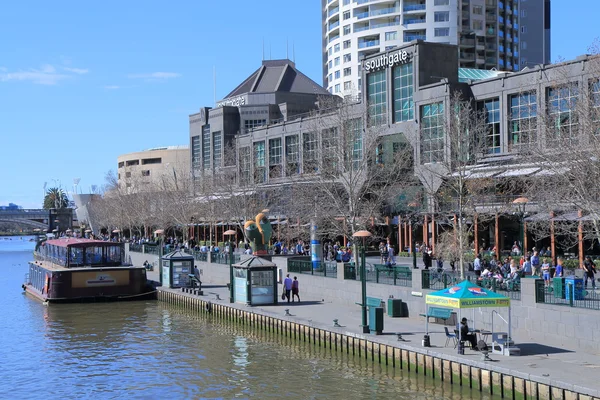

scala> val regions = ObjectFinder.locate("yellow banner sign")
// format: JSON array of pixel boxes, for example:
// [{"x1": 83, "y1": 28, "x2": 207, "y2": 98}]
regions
[{"x1": 71, "y1": 270, "x2": 130, "y2": 288}]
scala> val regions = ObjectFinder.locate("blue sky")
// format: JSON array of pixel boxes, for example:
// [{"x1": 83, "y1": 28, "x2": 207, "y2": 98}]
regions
[{"x1": 0, "y1": 0, "x2": 597, "y2": 208}]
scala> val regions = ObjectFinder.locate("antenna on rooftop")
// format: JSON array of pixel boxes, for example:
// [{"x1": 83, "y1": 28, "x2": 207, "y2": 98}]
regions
[
  {"x1": 293, "y1": 42, "x2": 296, "y2": 63},
  {"x1": 286, "y1": 37, "x2": 289, "y2": 60},
  {"x1": 213, "y1": 66, "x2": 216, "y2": 106},
  {"x1": 262, "y1": 38, "x2": 265, "y2": 61}
]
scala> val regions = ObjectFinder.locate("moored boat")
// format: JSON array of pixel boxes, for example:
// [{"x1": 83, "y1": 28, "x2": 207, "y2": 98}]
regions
[{"x1": 23, "y1": 238, "x2": 150, "y2": 303}]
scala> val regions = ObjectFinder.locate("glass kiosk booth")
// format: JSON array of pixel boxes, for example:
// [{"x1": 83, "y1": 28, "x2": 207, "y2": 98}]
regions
[
  {"x1": 232, "y1": 257, "x2": 278, "y2": 306},
  {"x1": 161, "y1": 250, "x2": 194, "y2": 289}
]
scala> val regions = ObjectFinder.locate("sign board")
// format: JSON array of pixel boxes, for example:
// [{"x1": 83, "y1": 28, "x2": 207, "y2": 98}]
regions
[
  {"x1": 217, "y1": 95, "x2": 246, "y2": 108},
  {"x1": 363, "y1": 49, "x2": 410, "y2": 72}
]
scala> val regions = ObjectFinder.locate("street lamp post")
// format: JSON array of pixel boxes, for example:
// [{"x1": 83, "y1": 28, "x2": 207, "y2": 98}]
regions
[
  {"x1": 353, "y1": 230, "x2": 372, "y2": 334},
  {"x1": 408, "y1": 202, "x2": 420, "y2": 270},
  {"x1": 155, "y1": 229, "x2": 165, "y2": 286},
  {"x1": 224, "y1": 229, "x2": 237, "y2": 303},
  {"x1": 513, "y1": 197, "x2": 529, "y2": 255}
]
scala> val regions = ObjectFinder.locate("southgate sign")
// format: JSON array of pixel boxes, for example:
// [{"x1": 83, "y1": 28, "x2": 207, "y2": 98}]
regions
[
  {"x1": 217, "y1": 95, "x2": 246, "y2": 107},
  {"x1": 363, "y1": 49, "x2": 410, "y2": 72}
]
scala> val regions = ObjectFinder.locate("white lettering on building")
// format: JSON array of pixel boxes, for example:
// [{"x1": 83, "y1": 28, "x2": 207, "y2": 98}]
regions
[
  {"x1": 363, "y1": 50, "x2": 410, "y2": 72},
  {"x1": 217, "y1": 96, "x2": 246, "y2": 107}
]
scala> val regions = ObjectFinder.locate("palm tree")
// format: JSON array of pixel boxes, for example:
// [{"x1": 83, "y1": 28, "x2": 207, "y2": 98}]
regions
[{"x1": 43, "y1": 187, "x2": 69, "y2": 209}]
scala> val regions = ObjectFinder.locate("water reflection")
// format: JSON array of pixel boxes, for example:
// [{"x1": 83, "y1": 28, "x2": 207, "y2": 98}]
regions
[{"x1": 1, "y1": 240, "x2": 499, "y2": 399}]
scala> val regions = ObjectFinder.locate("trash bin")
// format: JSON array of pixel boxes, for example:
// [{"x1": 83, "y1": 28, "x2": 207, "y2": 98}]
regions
[
  {"x1": 422, "y1": 269, "x2": 430, "y2": 289},
  {"x1": 343, "y1": 263, "x2": 356, "y2": 280},
  {"x1": 553, "y1": 277, "x2": 566, "y2": 299},
  {"x1": 387, "y1": 298, "x2": 404, "y2": 317},
  {"x1": 565, "y1": 276, "x2": 584, "y2": 300},
  {"x1": 369, "y1": 307, "x2": 384, "y2": 334}
]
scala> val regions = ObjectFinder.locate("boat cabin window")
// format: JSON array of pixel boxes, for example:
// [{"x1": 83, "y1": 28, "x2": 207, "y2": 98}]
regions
[
  {"x1": 85, "y1": 246, "x2": 104, "y2": 265},
  {"x1": 69, "y1": 247, "x2": 84, "y2": 267},
  {"x1": 106, "y1": 245, "x2": 123, "y2": 264}
]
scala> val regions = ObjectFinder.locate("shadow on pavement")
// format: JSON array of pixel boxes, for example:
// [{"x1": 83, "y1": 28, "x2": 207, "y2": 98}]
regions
[
  {"x1": 281, "y1": 301, "x2": 323, "y2": 306},
  {"x1": 517, "y1": 343, "x2": 574, "y2": 356}
]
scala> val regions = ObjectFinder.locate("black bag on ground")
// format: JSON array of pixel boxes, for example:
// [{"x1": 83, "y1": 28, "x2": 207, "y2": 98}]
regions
[{"x1": 477, "y1": 340, "x2": 488, "y2": 352}]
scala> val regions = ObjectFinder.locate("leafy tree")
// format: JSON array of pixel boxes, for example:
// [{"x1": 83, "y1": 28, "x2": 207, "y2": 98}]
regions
[{"x1": 43, "y1": 187, "x2": 69, "y2": 209}]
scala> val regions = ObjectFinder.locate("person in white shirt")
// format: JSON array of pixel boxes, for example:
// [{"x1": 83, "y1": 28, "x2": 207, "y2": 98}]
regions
[{"x1": 473, "y1": 254, "x2": 482, "y2": 276}]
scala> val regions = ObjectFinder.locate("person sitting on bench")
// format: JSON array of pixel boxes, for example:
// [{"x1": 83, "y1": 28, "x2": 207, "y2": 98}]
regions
[{"x1": 460, "y1": 318, "x2": 478, "y2": 349}]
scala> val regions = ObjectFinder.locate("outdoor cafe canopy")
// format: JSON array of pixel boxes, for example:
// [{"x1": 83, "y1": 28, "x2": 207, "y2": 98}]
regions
[
  {"x1": 426, "y1": 280, "x2": 511, "y2": 309},
  {"x1": 424, "y1": 280, "x2": 512, "y2": 342}
]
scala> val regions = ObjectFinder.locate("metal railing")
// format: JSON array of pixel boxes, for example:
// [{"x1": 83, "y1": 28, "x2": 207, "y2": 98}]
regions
[
  {"x1": 288, "y1": 259, "x2": 337, "y2": 278},
  {"x1": 476, "y1": 276, "x2": 522, "y2": 301},
  {"x1": 129, "y1": 244, "x2": 144, "y2": 253},
  {"x1": 373, "y1": 264, "x2": 413, "y2": 287},
  {"x1": 535, "y1": 278, "x2": 600, "y2": 311},
  {"x1": 211, "y1": 252, "x2": 241, "y2": 265}
]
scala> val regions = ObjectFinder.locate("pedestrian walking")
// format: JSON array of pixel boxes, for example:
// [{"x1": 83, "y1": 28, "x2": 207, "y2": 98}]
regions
[
  {"x1": 584, "y1": 256, "x2": 597, "y2": 289},
  {"x1": 531, "y1": 251, "x2": 541, "y2": 276},
  {"x1": 291, "y1": 276, "x2": 300, "y2": 302},
  {"x1": 283, "y1": 274, "x2": 293, "y2": 303}
]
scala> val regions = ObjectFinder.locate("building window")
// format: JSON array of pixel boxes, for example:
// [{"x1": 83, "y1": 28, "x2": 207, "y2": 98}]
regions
[
  {"x1": 434, "y1": 28, "x2": 449, "y2": 37},
  {"x1": 434, "y1": 11, "x2": 449, "y2": 22},
  {"x1": 392, "y1": 62, "x2": 414, "y2": 123},
  {"x1": 344, "y1": 81, "x2": 352, "y2": 90},
  {"x1": 481, "y1": 98, "x2": 501, "y2": 154},
  {"x1": 521, "y1": 26, "x2": 527, "y2": 33},
  {"x1": 420, "y1": 102, "x2": 445, "y2": 164},
  {"x1": 328, "y1": 73, "x2": 333, "y2": 83},
  {"x1": 592, "y1": 80, "x2": 600, "y2": 110},
  {"x1": 322, "y1": 127, "x2": 338, "y2": 172},
  {"x1": 343, "y1": 10, "x2": 350, "y2": 20},
  {"x1": 285, "y1": 135, "x2": 299, "y2": 175},
  {"x1": 244, "y1": 119, "x2": 267, "y2": 133},
  {"x1": 434, "y1": 0, "x2": 449, "y2": 4},
  {"x1": 253, "y1": 141, "x2": 266, "y2": 184},
  {"x1": 191, "y1": 135, "x2": 201, "y2": 169},
  {"x1": 142, "y1": 170, "x2": 150, "y2": 177},
  {"x1": 126, "y1": 160, "x2": 139, "y2": 166},
  {"x1": 473, "y1": 5, "x2": 483, "y2": 14},
  {"x1": 212, "y1": 131, "x2": 222, "y2": 167},
  {"x1": 548, "y1": 84, "x2": 579, "y2": 145},
  {"x1": 343, "y1": 53, "x2": 352, "y2": 63},
  {"x1": 202, "y1": 125, "x2": 211, "y2": 170},
  {"x1": 343, "y1": 67, "x2": 351, "y2": 77},
  {"x1": 328, "y1": 47, "x2": 333, "y2": 56},
  {"x1": 334, "y1": 43, "x2": 340, "y2": 52},
  {"x1": 343, "y1": 25, "x2": 351, "y2": 35},
  {"x1": 142, "y1": 157, "x2": 161, "y2": 165},
  {"x1": 334, "y1": 57, "x2": 340, "y2": 66},
  {"x1": 303, "y1": 131, "x2": 318, "y2": 173},
  {"x1": 473, "y1": 20, "x2": 483, "y2": 30},
  {"x1": 349, "y1": 118, "x2": 363, "y2": 170},
  {"x1": 385, "y1": 31, "x2": 397, "y2": 41},
  {"x1": 335, "y1": 84, "x2": 341, "y2": 93},
  {"x1": 329, "y1": 60, "x2": 333, "y2": 69},
  {"x1": 509, "y1": 92, "x2": 537, "y2": 148},
  {"x1": 269, "y1": 138, "x2": 282, "y2": 179},
  {"x1": 118, "y1": 162, "x2": 124, "y2": 168},
  {"x1": 343, "y1": 39, "x2": 351, "y2": 49},
  {"x1": 367, "y1": 70, "x2": 387, "y2": 126},
  {"x1": 239, "y1": 146, "x2": 251, "y2": 183},
  {"x1": 335, "y1": 70, "x2": 341, "y2": 79}
]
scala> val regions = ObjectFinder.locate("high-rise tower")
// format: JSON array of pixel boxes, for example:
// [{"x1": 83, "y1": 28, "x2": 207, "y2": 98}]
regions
[{"x1": 322, "y1": 0, "x2": 550, "y2": 96}]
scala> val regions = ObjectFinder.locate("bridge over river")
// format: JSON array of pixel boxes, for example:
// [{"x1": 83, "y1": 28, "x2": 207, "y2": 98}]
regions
[{"x1": 0, "y1": 208, "x2": 73, "y2": 231}]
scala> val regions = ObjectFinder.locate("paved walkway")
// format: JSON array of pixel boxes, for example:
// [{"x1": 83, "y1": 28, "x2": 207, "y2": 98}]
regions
[{"x1": 148, "y1": 265, "x2": 600, "y2": 397}]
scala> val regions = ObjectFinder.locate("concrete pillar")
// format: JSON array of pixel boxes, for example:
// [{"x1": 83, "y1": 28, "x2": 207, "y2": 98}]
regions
[
  {"x1": 550, "y1": 211, "x2": 556, "y2": 265},
  {"x1": 495, "y1": 213, "x2": 500, "y2": 259},
  {"x1": 431, "y1": 214, "x2": 436, "y2": 254},
  {"x1": 423, "y1": 214, "x2": 429, "y2": 246},
  {"x1": 578, "y1": 210, "x2": 584, "y2": 268},
  {"x1": 404, "y1": 222, "x2": 408, "y2": 252},
  {"x1": 398, "y1": 217, "x2": 403, "y2": 254},
  {"x1": 409, "y1": 222, "x2": 413, "y2": 253},
  {"x1": 474, "y1": 213, "x2": 479, "y2": 255}
]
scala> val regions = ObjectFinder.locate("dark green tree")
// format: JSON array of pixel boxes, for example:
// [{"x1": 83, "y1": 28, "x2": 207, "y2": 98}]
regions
[{"x1": 43, "y1": 187, "x2": 69, "y2": 209}]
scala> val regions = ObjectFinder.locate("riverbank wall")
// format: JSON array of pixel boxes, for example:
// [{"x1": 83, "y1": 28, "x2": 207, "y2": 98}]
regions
[{"x1": 128, "y1": 247, "x2": 600, "y2": 399}]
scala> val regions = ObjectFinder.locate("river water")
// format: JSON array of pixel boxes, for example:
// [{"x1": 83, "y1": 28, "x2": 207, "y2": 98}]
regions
[{"x1": 0, "y1": 236, "x2": 498, "y2": 399}]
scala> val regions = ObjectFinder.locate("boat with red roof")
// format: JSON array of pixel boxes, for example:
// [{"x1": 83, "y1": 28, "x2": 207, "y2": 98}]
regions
[{"x1": 23, "y1": 237, "x2": 150, "y2": 303}]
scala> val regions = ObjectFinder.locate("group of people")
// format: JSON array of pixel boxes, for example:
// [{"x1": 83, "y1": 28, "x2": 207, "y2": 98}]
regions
[
  {"x1": 379, "y1": 240, "x2": 397, "y2": 266},
  {"x1": 282, "y1": 274, "x2": 300, "y2": 303}
]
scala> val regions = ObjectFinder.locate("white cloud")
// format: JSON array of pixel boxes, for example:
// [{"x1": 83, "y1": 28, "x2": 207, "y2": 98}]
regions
[
  {"x1": 63, "y1": 67, "x2": 89, "y2": 75},
  {"x1": 0, "y1": 63, "x2": 89, "y2": 85},
  {"x1": 127, "y1": 72, "x2": 181, "y2": 80},
  {"x1": 104, "y1": 85, "x2": 120, "y2": 90}
]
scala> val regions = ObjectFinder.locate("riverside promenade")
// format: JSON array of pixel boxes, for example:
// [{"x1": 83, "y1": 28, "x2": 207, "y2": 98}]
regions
[{"x1": 146, "y1": 265, "x2": 600, "y2": 400}]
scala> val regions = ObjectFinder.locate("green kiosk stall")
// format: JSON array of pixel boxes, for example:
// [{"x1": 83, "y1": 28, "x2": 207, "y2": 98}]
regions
[
  {"x1": 232, "y1": 256, "x2": 278, "y2": 306},
  {"x1": 161, "y1": 250, "x2": 195, "y2": 289}
]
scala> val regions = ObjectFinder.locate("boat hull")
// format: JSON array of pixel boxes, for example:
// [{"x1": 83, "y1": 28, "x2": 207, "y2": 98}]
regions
[{"x1": 24, "y1": 262, "x2": 152, "y2": 303}]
